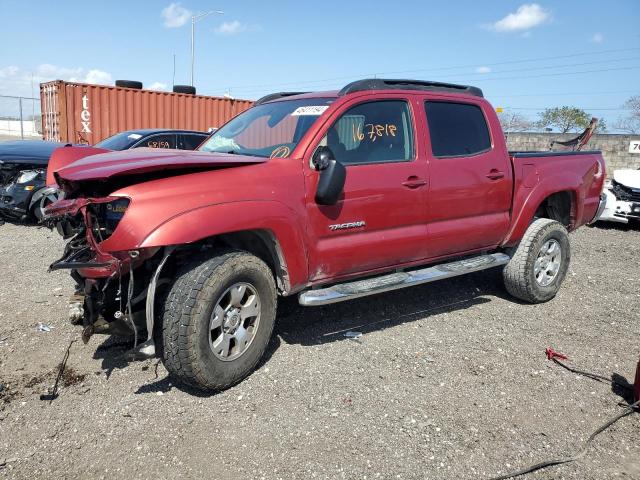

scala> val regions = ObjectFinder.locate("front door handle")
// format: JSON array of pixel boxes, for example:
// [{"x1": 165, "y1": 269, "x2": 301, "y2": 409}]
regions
[
  {"x1": 486, "y1": 169, "x2": 505, "y2": 180},
  {"x1": 402, "y1": 176, "x2": 428, "y2": 189}
]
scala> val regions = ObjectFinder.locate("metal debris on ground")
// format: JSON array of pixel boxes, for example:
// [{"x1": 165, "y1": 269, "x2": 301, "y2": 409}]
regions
[
  {"x1": 39, "y1": 338, "x2": 77, "y2": 403},
  {"x1": 36, "y1": 323, "x2": 53, "y2": 333},
  {"x1": 344, "y1": 331, "x2": 363, "y2": 340}
]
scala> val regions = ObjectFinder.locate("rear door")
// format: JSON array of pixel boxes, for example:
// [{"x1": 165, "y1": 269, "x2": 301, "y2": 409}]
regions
[
  {"x1": 303, "y1": 96, "x2": 430, "y2": 281},
  {"x1": 423, "y1": 99, "x2": 512, "y2": 257}
]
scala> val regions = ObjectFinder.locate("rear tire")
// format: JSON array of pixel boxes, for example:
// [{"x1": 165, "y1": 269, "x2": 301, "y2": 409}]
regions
[
  {"x1": 503, "y1": 218, "x2": 570, "y2": 303},
  {"x1": 162, "y1": 251, "x2": 276, "y2": 392}
]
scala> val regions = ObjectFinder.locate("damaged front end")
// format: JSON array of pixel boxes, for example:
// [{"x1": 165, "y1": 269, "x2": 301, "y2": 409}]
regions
[
  {"x1": 45, "y1": 196, "x2": 169, "y2": 359},
  {"x1": 599, "y1": 173, "x2": 640, "y2": 224}
]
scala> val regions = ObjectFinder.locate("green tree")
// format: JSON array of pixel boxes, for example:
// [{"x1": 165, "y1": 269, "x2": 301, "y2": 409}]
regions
[{"x1": 537, "y1": 106, "x2": 606, "y2": 133}]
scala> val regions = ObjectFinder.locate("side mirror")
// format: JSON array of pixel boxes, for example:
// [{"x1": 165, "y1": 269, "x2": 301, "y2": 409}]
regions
[{"x1": 313, "y1": 146, "x2": 346, "y2": 205}]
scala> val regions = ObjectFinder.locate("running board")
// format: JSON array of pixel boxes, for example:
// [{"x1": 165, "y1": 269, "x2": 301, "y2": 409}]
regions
[{"x1": 298, "y1": 253, "x2": 510, "y2": 306}]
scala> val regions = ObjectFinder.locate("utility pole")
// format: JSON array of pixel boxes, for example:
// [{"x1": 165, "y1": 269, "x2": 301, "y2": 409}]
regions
[{"x1": 190, "y1": 10, "x2": 224, "y2": 87}]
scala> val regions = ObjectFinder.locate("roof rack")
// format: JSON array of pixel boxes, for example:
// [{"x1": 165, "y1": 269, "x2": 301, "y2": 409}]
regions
[
  {"x1": 254, "y1": 92, "x2": 310, "y2": 105},
  {"x1": 338, "y1": 79, "x2": 483, "y2": 98}
]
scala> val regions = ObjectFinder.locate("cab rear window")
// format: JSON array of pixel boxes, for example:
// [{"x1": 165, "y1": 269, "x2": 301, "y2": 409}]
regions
[{"x1": 425, "y1": 102, "x2": 491, "y2": 157}]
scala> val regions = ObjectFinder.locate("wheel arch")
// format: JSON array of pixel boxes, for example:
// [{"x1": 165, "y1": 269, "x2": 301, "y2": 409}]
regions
[
  {"x1": 138, "y1": 201, "x2": 309, "y2": 294},
  {"x1": 504, "y1": 176, "x2": 582, "y2": 247}
]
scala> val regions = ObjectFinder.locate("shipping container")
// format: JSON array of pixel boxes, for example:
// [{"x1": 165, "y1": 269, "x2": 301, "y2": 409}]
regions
[{"x1": 40, "y1": 80, "x2": 253, "y2": 144}]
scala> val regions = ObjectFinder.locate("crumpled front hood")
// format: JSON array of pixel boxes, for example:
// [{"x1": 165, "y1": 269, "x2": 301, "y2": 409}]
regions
[
  {"x1": 613, "y1": 169, "x2": 640, "y2": 189},
  {"x1": 55, "y1": 148, "x2": 267, "y2": 183}
]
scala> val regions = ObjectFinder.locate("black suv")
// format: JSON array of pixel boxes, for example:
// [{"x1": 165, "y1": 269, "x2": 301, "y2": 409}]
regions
[{"x1": 0, "y1": 129, "x2": 209, "y2": 222}]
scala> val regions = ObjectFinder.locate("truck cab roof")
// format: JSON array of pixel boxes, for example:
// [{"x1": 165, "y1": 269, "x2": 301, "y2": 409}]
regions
[{"x1": 255, "y1": 78, "x2": 483, "y2": 105}]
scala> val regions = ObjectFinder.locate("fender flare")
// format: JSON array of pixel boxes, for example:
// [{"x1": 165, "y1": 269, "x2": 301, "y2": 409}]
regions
[
  {"x1": 136, "y1": 200, "x2": 309, "y2": 292},
  {"x1": 28, "y1": 186, "x2": 61, "y2": 211},
  {"x1": 503, "y1": 174, "x2": 581, "y2": 246}
]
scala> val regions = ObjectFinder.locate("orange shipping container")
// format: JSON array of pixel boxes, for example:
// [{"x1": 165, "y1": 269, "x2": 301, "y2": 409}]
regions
[{"x1": 40, "y1": 80, "x2": 253, "y2": 144}]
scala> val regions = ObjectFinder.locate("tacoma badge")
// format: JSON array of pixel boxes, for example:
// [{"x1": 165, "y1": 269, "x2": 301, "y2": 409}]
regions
[{"x1": 329, "y1": 221, "x2": 366, "y2": 231}]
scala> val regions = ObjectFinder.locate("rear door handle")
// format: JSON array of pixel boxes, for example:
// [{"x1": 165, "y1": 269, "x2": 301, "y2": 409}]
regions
[
  {"x1": 486, "y1": 169, "x2": 505, "y2": 180},
  {"x1": 402, "y1": 176, "x2": 428, "y2": 189}
]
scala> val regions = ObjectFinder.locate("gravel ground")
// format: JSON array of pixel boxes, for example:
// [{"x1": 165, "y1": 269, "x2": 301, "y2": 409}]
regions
[{"x1": 0, "y1": 221, "x2": 638, "y2": 479}]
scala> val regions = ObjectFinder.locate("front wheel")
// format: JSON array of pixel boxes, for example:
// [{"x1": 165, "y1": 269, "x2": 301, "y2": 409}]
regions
[
  {"x1": 162, "y1": 251, "x2": 276, "y2": 392},
  {"x1": 503, "y1": 218, "x2": 571, "y2": 303}
]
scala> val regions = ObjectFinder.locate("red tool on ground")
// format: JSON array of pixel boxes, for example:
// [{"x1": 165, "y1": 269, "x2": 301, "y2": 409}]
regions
[{"x1": 545, "y1": 347, "x2": 568, "y2": 361}]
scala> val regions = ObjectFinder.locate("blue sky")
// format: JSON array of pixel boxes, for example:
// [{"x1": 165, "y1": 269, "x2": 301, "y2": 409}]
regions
[{"x1": 0, "y1": 0, "x2": 638, "y2": 128}]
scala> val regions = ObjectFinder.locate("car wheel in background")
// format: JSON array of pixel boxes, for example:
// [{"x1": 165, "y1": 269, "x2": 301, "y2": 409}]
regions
[{"x1": 31, "y1": 189, "x2": 61, "y2": 222}]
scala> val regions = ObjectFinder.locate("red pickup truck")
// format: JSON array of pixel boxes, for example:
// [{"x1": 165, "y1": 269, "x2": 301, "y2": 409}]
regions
[{"x1": 45, "y1": 79, "x2": 606, "y2": 392}]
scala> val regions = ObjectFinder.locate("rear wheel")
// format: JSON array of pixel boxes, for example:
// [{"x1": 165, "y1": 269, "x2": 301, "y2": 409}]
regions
[
  {"x1": 503, "y1": 218, "x2": 570, "y2": 303},
  {"x1": 162, "y1": 251, "x2": 276, "y2": 392}
]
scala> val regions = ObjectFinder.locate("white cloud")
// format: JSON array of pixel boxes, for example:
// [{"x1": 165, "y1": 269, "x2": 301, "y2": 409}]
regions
[
  {"x1": 0, "y1": 66, "x2": 19, "y2": 78},
  {"x1": 489, "y1": 4, "x2": 550, "y2": 32},
  {"x1": 475, "y1": 66, "x2": 491, "y2": 74},
  {"x1": 0, "y1": 64, "x2": 113, "y2": 97},
  {"x1": 162, "y1": 3, "x2": 191, "y2": 28},
  {"x1": 149, "y1": 82, "x2": 168, "y2": 91},
  {"x1": 214, "y1": 20, "x2": 247, "y2": 35},
  {"x1": 591, "y1": 32, "x2": 604, "y2": 43},
  {"x1": 84, "y1": 69, "x2": 112, "y2": 84}
]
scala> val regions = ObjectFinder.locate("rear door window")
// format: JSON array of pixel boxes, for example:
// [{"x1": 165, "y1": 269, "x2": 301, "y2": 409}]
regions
[{"x1": 425, "y1": 102, "x2": 491, "y2": 157}]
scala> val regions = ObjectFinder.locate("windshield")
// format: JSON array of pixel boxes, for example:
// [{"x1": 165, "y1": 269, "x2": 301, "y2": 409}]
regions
[
  {"x1": 95, "y1": 132, "x2": 145, "y2": 150},
  {"x1": 200, "y1": 98, "x2": 333, "y2": 158}
]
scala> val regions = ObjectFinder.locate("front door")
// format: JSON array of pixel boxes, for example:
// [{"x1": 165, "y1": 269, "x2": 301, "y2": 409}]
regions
[{"x1": 304, "y1": 98, "x2": 429, "y2": 282}]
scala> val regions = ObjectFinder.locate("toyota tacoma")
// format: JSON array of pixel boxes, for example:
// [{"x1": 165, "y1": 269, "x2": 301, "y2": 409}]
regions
[{"x1": 44, "y1": 79, "x2": 606, "y2": 392}]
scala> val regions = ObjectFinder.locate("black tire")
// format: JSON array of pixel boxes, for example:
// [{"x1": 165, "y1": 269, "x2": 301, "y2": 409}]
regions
[
  {"x1": 503, "y1": 218, "x2": 570, "y2": 303},
  {"x1": 173, "y1": 85, "x2": 196, "y2": 95},
  {"x1": 115, "y1": 80, "x2": 143, "y2": 89},
  {"x1": 162, "y1": 251, "x2": 276, "y2": 392}
]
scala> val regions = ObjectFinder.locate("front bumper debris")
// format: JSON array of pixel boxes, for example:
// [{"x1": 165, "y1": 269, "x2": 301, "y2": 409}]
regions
[{"x1": 598, "y1": 188, "x2": 640, "y2": 224}]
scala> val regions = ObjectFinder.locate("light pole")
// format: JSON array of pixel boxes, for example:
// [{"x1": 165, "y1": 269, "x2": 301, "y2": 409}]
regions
[{"x1": 191, "y1": 10, "x2": 224, "y2": 87}]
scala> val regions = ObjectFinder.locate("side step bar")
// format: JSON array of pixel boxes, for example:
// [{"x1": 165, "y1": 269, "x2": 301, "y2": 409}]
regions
[{"x1": 298, "y1": 253, "x2": 510, "y2": 306}]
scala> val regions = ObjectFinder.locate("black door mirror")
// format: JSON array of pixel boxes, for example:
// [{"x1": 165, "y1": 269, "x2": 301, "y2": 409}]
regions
[{"x1": 313, "y1": 146, "x2": 346, "y2": 205}]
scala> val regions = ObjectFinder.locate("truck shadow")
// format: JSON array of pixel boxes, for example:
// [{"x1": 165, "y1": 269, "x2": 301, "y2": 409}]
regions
[
  {"x1": 271, "y1": 267, "x2": 511, "y2": 349},
  {"x1": 96, "y1": 267, "x2": 512, "y2": 396}
]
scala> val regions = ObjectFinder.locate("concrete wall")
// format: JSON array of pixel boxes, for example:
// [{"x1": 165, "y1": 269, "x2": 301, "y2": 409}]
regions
[{"x1": 505, "y1": 133, "x2": 640, "y2": 174}]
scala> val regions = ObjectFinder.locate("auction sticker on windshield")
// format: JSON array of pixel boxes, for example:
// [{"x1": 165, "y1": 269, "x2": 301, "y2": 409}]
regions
[{"x1": 291, "y1": 106, "x2": 329, "y2": 116}]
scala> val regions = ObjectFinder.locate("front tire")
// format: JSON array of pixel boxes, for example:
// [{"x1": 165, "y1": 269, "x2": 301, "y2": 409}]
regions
[
  {"x1": 503, "y1": 218, "x2": 570, "y2": 303},
  {"x1": 162, "y1": 251, "x2": 276, "y2": 392}
]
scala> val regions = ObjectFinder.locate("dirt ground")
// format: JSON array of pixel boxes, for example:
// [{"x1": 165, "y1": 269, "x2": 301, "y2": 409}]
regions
[{"x1": 0, "y1": 221, "x2": 638, "y2": 479}]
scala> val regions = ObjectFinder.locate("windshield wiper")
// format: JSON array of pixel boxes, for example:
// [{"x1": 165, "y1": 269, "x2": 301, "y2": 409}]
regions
[{"x1": 224, "y1": 150, "x2": 267, "y2": 158}]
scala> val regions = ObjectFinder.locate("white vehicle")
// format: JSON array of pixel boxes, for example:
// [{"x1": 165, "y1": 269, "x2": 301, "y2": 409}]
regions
[{"x1": 599, "y1": 168, "x2": 640, "y2": 224}]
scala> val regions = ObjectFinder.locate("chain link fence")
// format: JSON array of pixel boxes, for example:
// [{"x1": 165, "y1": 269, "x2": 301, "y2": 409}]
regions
[{"x1": 0, "y1": 95, "x2": 42, "y2": 140}]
